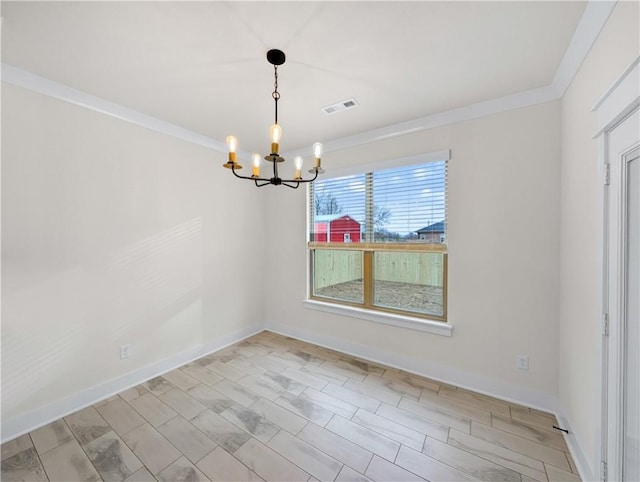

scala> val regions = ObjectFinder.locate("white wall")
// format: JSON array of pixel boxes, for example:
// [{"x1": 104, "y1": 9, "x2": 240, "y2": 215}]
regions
[
  {"x1": 4, "y1": 6, "x2": 634, "y2": 463},
  {"x1": 559, "y1": 2, "x2": 639, "y2": 478},
  {"x1": 265, "y1": 101, "x2": 562, "y2": 405},
  {"x1": 1, "y1": 83, "x2": 266, "y2": 436}
]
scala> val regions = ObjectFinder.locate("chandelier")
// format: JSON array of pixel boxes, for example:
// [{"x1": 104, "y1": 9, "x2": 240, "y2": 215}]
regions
[{"x1": 223, "y1": 49, "x2": 325, "y2": 188}]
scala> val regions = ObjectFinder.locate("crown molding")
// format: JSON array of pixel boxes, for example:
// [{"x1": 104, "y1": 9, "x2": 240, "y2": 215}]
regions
[
  {"x1": 592, "y1": 56, "x2": 640, "y2": 136},
  {"x1": 284, "y1": 85, "x2": 557, "y2": 158},
  {"x1": 551, "y1": 0, "x2": 616, "y2": 98},
  {"x1": 0, "y1": 63, "x2": 241, "y2": 156},
  {"x1": 2, "y1": 1, "x2": 615, "y2": 157}
]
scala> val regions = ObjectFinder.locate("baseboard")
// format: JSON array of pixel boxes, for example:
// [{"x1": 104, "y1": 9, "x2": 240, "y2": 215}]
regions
[
  {"x1": 265, "y1": 321, "x2": 559, "y2": 414},
  {"x1": 555, "y1": 412, "x2": 597, "y2": 482},
  {"x1": 1, "y1": 323, "x2": 264, "y2": 444}
]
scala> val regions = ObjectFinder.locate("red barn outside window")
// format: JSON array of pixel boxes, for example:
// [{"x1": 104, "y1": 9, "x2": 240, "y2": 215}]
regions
[{"x1": 313, "y1": 214, "x2": 361, "y2": 243}]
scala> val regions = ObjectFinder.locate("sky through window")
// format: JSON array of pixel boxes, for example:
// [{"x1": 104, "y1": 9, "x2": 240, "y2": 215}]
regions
[{"x1": 311, "y1": 160, "x2": 446, "y2": 238}]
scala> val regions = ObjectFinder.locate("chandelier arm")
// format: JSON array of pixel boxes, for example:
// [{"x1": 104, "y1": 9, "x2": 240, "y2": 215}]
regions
[
  {"x1": 307, "y1": 168, "x2": 320, "y2": 182},
  {"x1": 231, "y1": 165, "x2": 271, "y2": 182},
  {"x1": 276, "y1": 169, "x2": 319, "y2": 186},
  {"x1": 281, "y1": 181, "x2": 301, "y2": 189},
  {"x1": 283, "y1": 169, "x2": 319, "y2": 184},
  {"x1": 254, "y1": 179, "x2": 272, "y2": 187}
]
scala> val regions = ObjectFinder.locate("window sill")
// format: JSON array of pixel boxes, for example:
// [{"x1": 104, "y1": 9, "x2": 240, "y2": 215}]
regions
[{"x1": 302, "y1": 299, "x2": 453, "y2": 337}]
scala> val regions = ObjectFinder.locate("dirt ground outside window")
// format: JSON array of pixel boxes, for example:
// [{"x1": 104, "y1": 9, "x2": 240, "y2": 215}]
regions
[{"x1": 314, "y1": 279, "x2": 444, "y2": 317}]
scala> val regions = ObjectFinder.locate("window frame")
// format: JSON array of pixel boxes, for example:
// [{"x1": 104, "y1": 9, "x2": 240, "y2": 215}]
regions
[
  {"x1": 305, "y1": 150, "x2": 450, "y2": 329},
  {"x1": 308, "y1": 243, "x2": 448, "y2": 321}
]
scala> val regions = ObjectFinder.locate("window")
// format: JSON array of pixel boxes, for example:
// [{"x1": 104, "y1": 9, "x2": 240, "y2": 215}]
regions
[{"x1": 308, "y1": 156, "x2": 447, "y2": 322}]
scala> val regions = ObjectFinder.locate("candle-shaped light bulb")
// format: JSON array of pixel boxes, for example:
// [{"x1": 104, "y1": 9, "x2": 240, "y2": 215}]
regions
[
  {"x1": 252, "y1": 154, "x2": 261, "y2": 177},
  {"x1": 270, "y1": 124, "x2": 282, "y2": 154},
  {"x1": 311, "y1": 142, "x2": 324, "y2": 172},
  {"x1": 270, "y1": 124, "x2": 282, "y2": 143},
  {"x1": 294, "y1": 156, "x2": 303, "y2": 179},
  {"x1": 226, "y1": 135, "x2": 237, "y2": 152},
  {"x1": 226, "y1": 135, "x2": 238, "y2": 163},
  {"x1": 313, "y1": 142, "x2": 323, "y2": 159}
]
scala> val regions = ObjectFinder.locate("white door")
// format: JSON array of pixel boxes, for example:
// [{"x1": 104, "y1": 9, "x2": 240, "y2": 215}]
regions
[
  {"x1": 622, "y1": 144, "x2": 639, "y2": 482},
  {"x1": 606, "y1": 108, "x2": 640, "y2": 482}
]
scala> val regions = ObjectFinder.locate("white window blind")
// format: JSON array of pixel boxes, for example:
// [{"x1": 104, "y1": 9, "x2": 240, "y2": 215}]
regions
[{"x1": 309, "y1": 160, "x2": 447, "y2": 243}]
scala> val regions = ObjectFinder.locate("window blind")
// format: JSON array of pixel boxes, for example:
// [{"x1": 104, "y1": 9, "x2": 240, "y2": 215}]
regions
[{"x1": 309, "y1": 160, "x2": 447, "y2": 244}]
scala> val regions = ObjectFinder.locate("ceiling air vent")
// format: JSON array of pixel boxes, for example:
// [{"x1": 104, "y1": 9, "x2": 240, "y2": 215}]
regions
[{"x1": 321, "y1": 98, "x2": 358, "y2": 115}]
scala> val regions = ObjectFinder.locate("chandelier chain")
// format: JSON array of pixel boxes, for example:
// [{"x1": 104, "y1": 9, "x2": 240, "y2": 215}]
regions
[{"x1": 272, "y1": 65, "x2": 280, "y2": 124}]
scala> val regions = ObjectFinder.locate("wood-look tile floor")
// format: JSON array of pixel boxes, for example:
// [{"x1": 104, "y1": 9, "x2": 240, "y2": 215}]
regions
[{"x1": 1, "y1": 331, "x2": 581, "y2": 482}]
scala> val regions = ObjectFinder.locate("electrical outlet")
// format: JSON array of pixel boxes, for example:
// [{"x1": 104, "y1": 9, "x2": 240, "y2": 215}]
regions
[
  {"x1": 517, "y1": 355, "x2": 529, "y2": 370},
  {"x1": 120, "y1": 344, "x2": 131, "y2": 359}
]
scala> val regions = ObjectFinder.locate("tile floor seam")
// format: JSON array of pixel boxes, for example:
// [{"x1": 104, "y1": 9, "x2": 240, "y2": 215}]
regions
[
  {"x1": 29, "y1": 434, "x2": 51, "y2": 482},
  {"x1": 439, "y1": 430, "x2": 545, "y2": 482},
  {"x1": 470, "y1": 423, "x2": 565, "y2": 476},
  {"x1": 122, "y1": 421, "x2": 182, "y2": 476},
  {"x1": 156, "y1": 415, "x2": 218, "y2": 467},
  {"x1": 242, "y1": 436, "x2": 312, "y2": 481},
  {"x1": 269, "y1": 430, "x2": 345, "y2": 481},
  {"x1": 228, "y1": 444, "x2": 268, "y2": 482}
]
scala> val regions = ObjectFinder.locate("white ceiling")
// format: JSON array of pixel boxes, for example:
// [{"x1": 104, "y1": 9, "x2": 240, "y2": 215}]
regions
[{"x1": 2, "y1": 1, "x2": 587, "y2": 155}]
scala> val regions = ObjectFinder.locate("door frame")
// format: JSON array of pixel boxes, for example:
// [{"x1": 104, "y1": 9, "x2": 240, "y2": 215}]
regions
[
  {"x1": 606, "y1": 124, "x2": 639, "y2": 482},
  {"x1": 594, "y1": 57, "x2": 640, "y2": 482}
]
